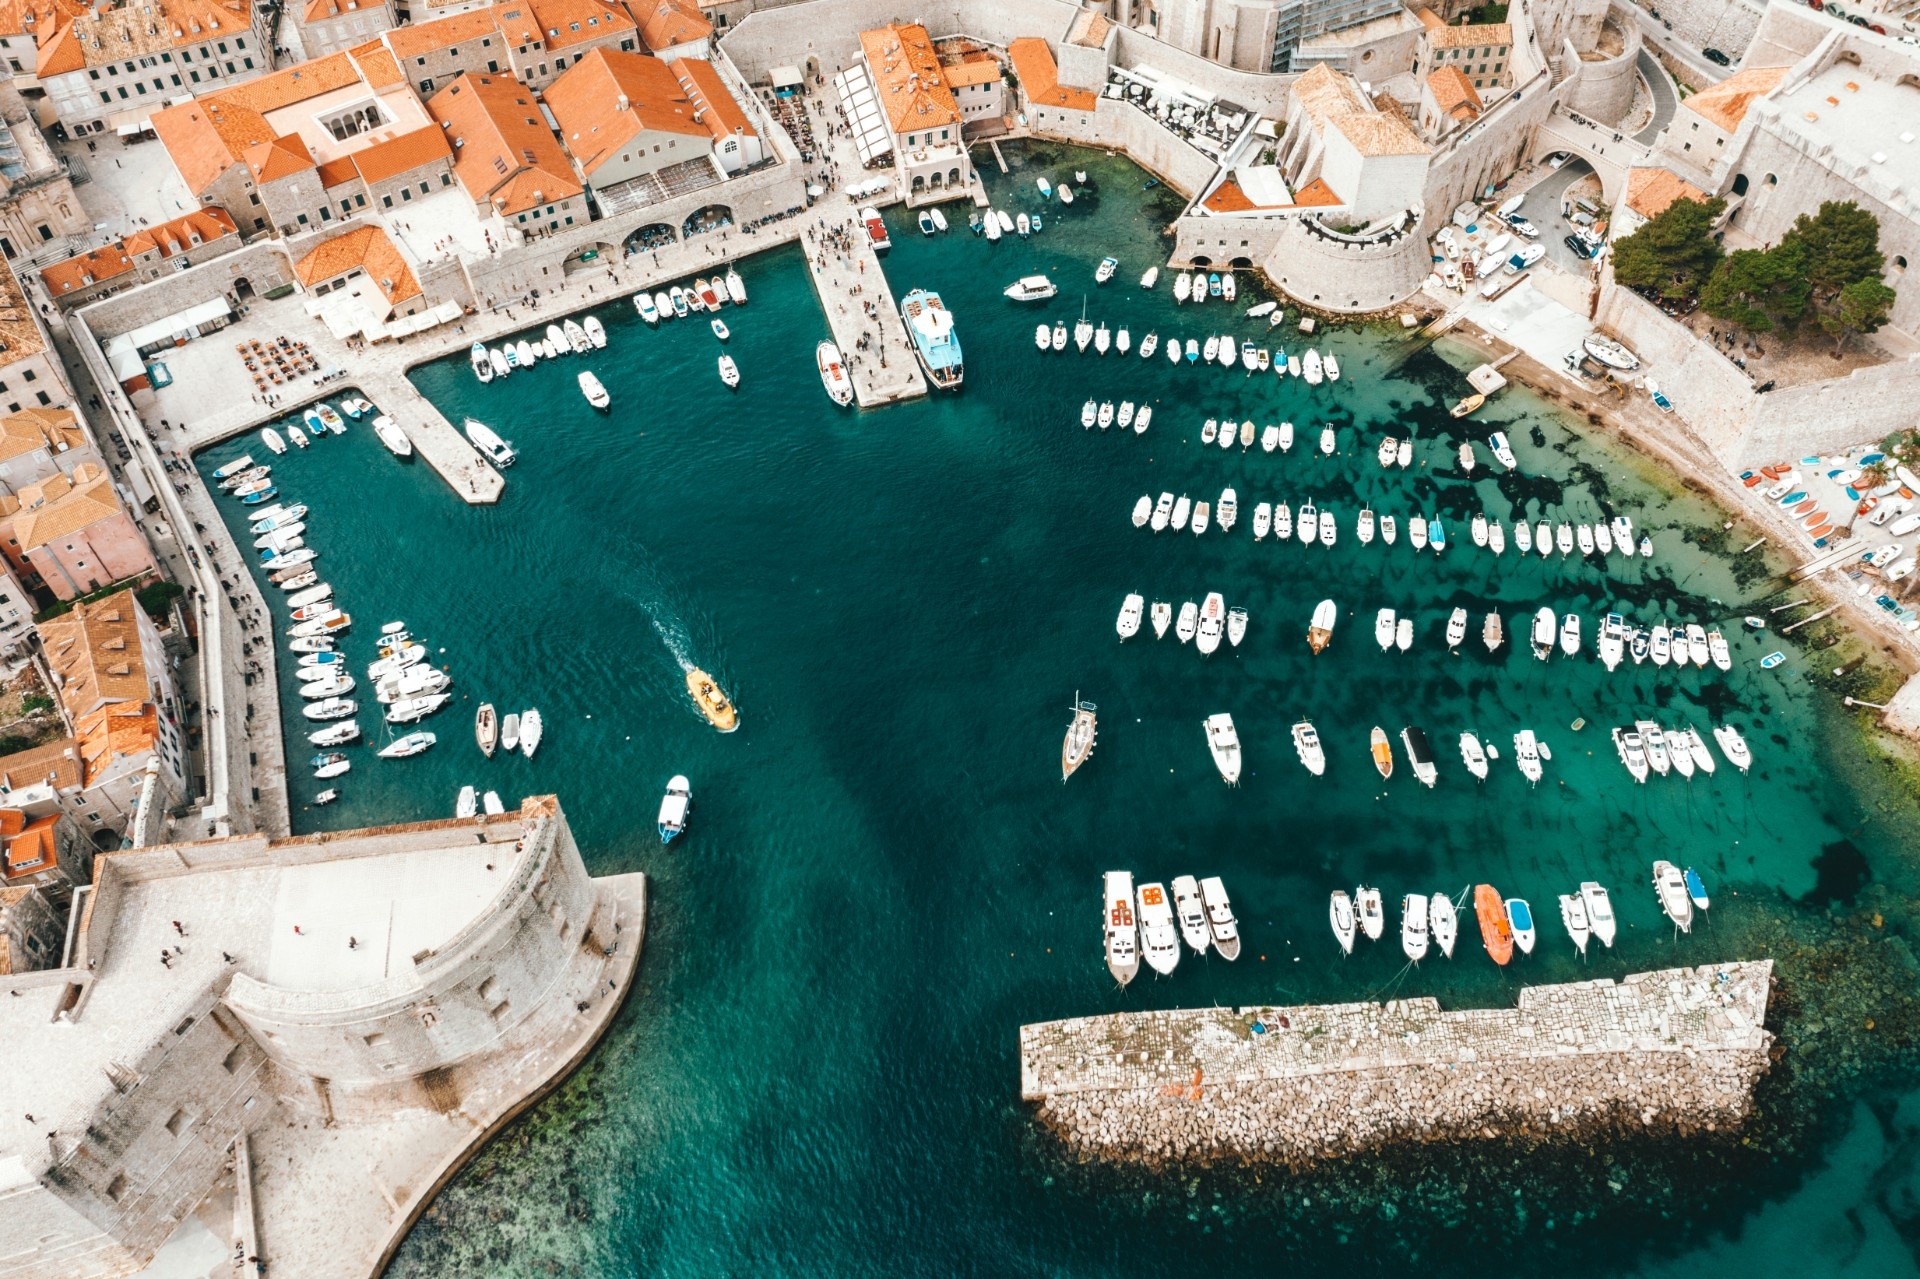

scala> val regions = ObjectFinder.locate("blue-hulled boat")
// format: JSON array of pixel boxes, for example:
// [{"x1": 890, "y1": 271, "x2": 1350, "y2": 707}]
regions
[
  {"x1": 1683, "y1": 867, "x2": 1710, "y2": 911},
  {"x1": 901, "y1": 288, "x2": 963, "y2": 390}
]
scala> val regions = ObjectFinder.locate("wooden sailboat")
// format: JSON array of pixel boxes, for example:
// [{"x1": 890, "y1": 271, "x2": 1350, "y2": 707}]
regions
[{"x1": 1475, "y1": 883, "x2": 1513, "y2": 965}]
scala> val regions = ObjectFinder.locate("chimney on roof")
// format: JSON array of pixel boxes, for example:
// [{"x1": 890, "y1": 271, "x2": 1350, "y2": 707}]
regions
[{"x1": 616, "y1": 93, "x2": 629, "y2": 111}]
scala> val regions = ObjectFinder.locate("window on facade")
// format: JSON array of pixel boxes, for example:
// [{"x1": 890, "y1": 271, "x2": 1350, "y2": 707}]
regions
[{"x1": 34, "y1": 391, "x2": 48, "y2": 406}]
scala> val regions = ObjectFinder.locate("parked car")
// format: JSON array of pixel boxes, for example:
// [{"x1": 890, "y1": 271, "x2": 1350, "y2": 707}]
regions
[
  {"x1": 1564, "y1": 234, "x2": 1597, "y2": 260},
  {"x1": 1545, "y1": 151, "x2": 1571, "y2": 169},
  {"x1": 1703, "y1": 47, "x2": 1731, "y2": 66}
]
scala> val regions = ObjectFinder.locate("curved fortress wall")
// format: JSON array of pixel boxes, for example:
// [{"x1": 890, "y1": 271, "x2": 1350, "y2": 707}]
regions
[
  {"x1": 1021, "y1": 963, "x2": 1774, "y2": 1164},
  {"x1": 224, "y1": 812, "x2": 597, "y2": 1086}
]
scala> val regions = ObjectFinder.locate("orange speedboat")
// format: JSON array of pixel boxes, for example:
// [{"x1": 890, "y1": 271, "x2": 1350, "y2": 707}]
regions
[{"x1": 1475, "y1": 884, "x2": 1513, "y2": 965}]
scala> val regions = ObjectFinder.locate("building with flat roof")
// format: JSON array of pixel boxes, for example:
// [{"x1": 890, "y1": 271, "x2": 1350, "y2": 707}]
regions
[
  {"x1": 1141, "y1": 0, "x2": 1406, "y2": 72},
  {"x1": 0, "y1": 798, "x2": 646, "y2": 1279}
]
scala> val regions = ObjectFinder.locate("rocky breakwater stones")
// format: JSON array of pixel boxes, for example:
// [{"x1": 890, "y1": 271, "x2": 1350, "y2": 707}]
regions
[{"x1": 1017, "y1": 962, "x2": 1775, "y2": 1168}]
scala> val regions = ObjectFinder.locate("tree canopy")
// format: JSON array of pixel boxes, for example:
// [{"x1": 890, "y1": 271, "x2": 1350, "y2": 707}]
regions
[
  {"x1": 1702, "y1": 200, "x2": 1899, "y2": 347},
  {"x1": 1611, "y1": 195, "x2": 1726, "y2": 301}
]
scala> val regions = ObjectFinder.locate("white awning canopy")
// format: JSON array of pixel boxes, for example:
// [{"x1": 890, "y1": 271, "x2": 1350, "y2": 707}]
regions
[
  {"x1": 102, "y1": 295, "x2": 233, "y2": 355},
  {"x1": 769, "y1": 65, "x2": 805, "y2": 90},
  {"x1": 833, "y1": 64, "x2": 894, "y2": 166}
]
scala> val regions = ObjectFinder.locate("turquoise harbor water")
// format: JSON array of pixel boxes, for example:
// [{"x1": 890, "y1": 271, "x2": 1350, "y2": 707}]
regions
[{"x1": 199, "y1": 145, "x2": 1920, "y2": 1277}]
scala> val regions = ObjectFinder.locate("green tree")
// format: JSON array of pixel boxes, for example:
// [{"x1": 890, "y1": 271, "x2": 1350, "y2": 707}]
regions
[
  {"x1": 1818, "y1": 277, "x2": 1897, "y2": 348},
  {"x1": 1780, "y1": 200, "x2": 1886, "y2": 296},
  {"x1": 1611, "y1": 195, "x2": 1726, "y2": 301},
  {"x1": 1701, "y1": 244, "x2": 1810, "y2": 332}
]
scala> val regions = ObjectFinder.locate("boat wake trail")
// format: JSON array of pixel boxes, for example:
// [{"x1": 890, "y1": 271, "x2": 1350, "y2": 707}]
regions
[{"x1": 606, "y1": 533, "x2": 704, "y2": 675}]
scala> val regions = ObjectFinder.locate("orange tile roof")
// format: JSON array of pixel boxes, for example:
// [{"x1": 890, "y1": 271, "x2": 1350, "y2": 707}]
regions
[
  {"x1": 295, "y1": 225, "x2": 421, "y2": 303},
  {"x1": 670, "y1": 56, "x2": 754, "y2": 142},
  {"x1": 1682, "y1": 65, "x2": 1787, "y2": 133},
  {"x1": 302, "y1": 0, "x2": 379, "y2": 20},
  {"x1": 383, "y1": 6, "x2": 499, "y2": 59},
  {"x1": 0, "y1": 740, "x2": 81, "y2": 798},
  {"x1": 498, "y1": 0, "x2": 634, "y2": 52},
  {"x1": 73, "y1": 701, "x2": 156, "y2": 781},
  {"x1": 0, "y1": 0, "x2": 82, "y2": 40},
  {"x1": 40, "y1": 208, "x2": 236, "y2": 296},
  {"x1": 316, "y1": 155, "x2": 359, "y2": 187},
  {"x1": 39, "y1": 0, "x2": 259, "y2": 73},
  {"x1": 13, "y1": 465, "x2": 129, "y2": 555},
  {"x1": 1202, "y1": 179, "x2": 1254, "y2": 214},
  {"x1": 34, "y1": 21, "x2": 83, "y2": 76},
  {"x1": 153, "y1": 53, "x2": 364, "y2": 195},
  {"x1": 349, "y1": 124, "x2": 452, "y2": 184},
  {"x1": 627, "y1": 0, "x2": 708, "y2": 52},
  {"x1": 1, "y1": 813, "x2": 61, "y2": 879},
  {"x1": 1008, "y1": 38, "x2": 1095, "y2": 113},
  {"x1": 1291, "y1": 177, "x2": 1341, "y2": 207},
  {"x1": 0, "y1": 408, "x2": 85, "y2": 463},
  {"x1": 547, "y1": 48, "x2": 703, "y2": 175},
  {"x1": 39, "y1": 588, "x2": 150, "y2": 712},
  {"x1": 347, "y1": 37, "x2": 404, "y2": 89},
  {"x1": 430, "y1": 72, "x2": 583, "y2": 216},
  {"x1": 1416, "y1": 6, "x2": 1444, "y2": 29},
  {"x1": 245, "y1": 133, "x2": 315, "y2": 183},
  {"x1": 1426, "y1": 66, "x2": 1482, "y2": 123},
  {"x1": 860, "y1": 22, "x2": 959, "y2": 134},
  {"x1": 937, "y1": 47, "x2": 999, "y2": 87},
  {"x1": 1625, "y1": 166, "x2": 1709, "y2": 219}
]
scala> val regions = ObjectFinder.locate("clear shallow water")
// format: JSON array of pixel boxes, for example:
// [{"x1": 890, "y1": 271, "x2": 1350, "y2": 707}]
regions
[{"x1": 197, "y1": 144, "x2": 1920, "y2": 1277}]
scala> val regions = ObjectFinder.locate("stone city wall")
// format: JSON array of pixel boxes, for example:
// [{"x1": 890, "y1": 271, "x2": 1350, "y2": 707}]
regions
[
  {"x1": 1029, "y1": 98, "x2": 1220, "y2": 198},
  {"x1": 1593, "y1": 277, "x2": 1756, "y2": 456},
  {"x1": 73, "y1": 242, "x2": 297, "y2": 340},
  {"x1": 1262, "y1": 215, "x2": 1434, "y2": 312},
  {"x1": 1022, "y1": 962, "x2": 1774, "y2": 1165},
  {"x1": 1561, "y1": 24, "x2": 1643, "y2": 124}
]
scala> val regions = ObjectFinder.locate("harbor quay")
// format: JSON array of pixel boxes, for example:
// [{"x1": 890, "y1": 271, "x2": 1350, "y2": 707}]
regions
[{"x1": 1020, "y1": 963, "x2": 1775, "y2": 1167}]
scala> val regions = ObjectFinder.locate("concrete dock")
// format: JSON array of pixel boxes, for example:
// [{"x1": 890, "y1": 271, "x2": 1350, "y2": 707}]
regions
[{"x1": 1021, "y1": 962, "x2": 1775, "y2": 1165}]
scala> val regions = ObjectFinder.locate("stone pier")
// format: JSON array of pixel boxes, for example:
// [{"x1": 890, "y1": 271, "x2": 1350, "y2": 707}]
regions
[{"x1": 1020, "y1": 962, "x2": 1775, "y2": 1166}]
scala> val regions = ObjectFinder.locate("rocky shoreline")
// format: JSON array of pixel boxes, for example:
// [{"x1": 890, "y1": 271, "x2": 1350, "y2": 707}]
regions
[{"x1": 1021, "y1": 963, "x2": 1774, "y2": 1169}]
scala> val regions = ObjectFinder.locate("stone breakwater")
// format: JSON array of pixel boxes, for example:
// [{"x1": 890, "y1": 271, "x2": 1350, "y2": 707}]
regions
[{"x1": 1020, "y1": 962, "x2": 1774, "y2": 1167}]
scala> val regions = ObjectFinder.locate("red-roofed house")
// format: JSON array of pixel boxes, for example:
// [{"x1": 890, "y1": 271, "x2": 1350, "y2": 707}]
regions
[
  {"x1": 0, "y1": 808, "x2": 90, "y2": 909},
  {"x1": 382, "y1": 1, "x2": 642, "y2": 96},
  {"x1": 1009, "y1": 38, "x2": 1094, "y2": 121},
  {"x1": 428, "y1": 72, "x2": 586, "y2": 234},
  {"x1": 853, "y1": 22, "x2": 970, "y2": 198},
  {"x1": 293, "y1": 0, "x2": 395, "y2": 59},
  {"x1": 39, "y1": 0, "x2": 279, "y2": 135},
  {"x1": 294, "y1": 224, "x2": 423, "y2": 319},
  {"x1": 627, "y1": 0, "x2": 710, "y2": 59},
  {"x1": 38, "y1": 208, "x2": 241, "y2": 310},
  {"x1": 669, "y1": 56, "x2": 761, "y2": 172},
  {"x1": 151, "y1": 50, "x2": 454, "y2": 239}
]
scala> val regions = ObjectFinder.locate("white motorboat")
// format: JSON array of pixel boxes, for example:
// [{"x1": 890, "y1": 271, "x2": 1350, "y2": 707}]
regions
[
  {"x1": 385, "y1": 693, "x2": 451, "y2": 724},
  {"x1": 1136, "y1": 882, "x2": 1181, "y2": 976},
  {"x1": 1036, "y1": 324, "x2": 1052, "y2": 351},
  {"x1": 1195, "y1": 592, "x2": 1226, "y2": 655},
  {"x1": 1577, "y1": 523, "x2": 1595, "y2": 556},
  {"x1": 1150, "y1": 601, "x2": 1172, "y2": 639},
  {"x1": 1319, "y1": 425, "x2": 1335, "y2": 455},
  {"x1": 1200, "y1": 877, "x2": 1240, "y2": 960},
  {"x1": 1140, "y1": 266, "x2": 1160, "y2": 289},
  {"x1": 1356, "y1": 507, "x2": 1376, "y2": 545},
  {"x1": 1318, "y1": 509, "x2": 1335, "y2": 547},
  {"x1": 1116, "y1": 593, "x2": 1144, "y2": 640},
  {"x1": 1598, "y1": 612, "x2": 1625, "y2": 671},
  {"x1": 1175, "y1": 600, "x2": 1198, "y2": 644},
  {"x1": 1652, "y1": 859, "x2": 1694, "y2": 932},
  {"x1": 1103, "y1": 870, "x2": 1139, "y2": 985},
  {"x1": 519, "y1": 709, "x2": 543, "y2": 758},
  {"x1": 1513, "y1": 729, "x2": 1543, "y2": 784},
  {"x1": 1446, "y1": 607, "x2": 1468, "y2": 649},
  {"x1": 1171, "y1": 495, "x2": 1191, "y2": 531},
  {"x1": 711, "y1": 318, "x2": 731, "y2": 342},
  {"x1": 983, "y1": 211, "x2": 1003, "y2": 243},
  {"x1": 308, "y1": 721, "x2": 359, "y2": 747},
  {"x1": 1261, "y1": 425, "x2": 1280, "y2": 453},
  {"x1": 489, "y1": 347, "x2": 512, "y2": 378},
  {"x1": 501, "y1": 713, "x2": 520, "y2": 753},
  {"x1": 1303, "y1": 349, "x2": 1324, "y2": 385},
  {"x1": 1004, "y1": 275, "x2": 1057, "y2": 302},
  {"x1": 1172, "y1": 875, "x2": 1210, "y2": 953},
  {"x1": 1401, "y1": 726, "x2": 1437, "y2": 788},
  {"x1": 1580, "y1": 882, "x2": 1616, "y2": 947},
  {"x1": 1116, "y1": 328, "x2": 1132, "y2": 355},
  {"x1": 1116, "y1": 402, "x2": 1135, "y2": 430},
  {"x1": 1410, "y1": 516, "x2": 1428, "y2": 551},
  {"x1": 1484, "y1": 612, "x2": 1504, "y2": 652},
  {"x1": 1376, "y1": 608, "x2": 1396, "y2": 651},
  {"x1": 562, "y1": 319, "x2": 591, "y2": 353},
  {"x1": 1253, "y1": 502, "x2": 1271, "y2": 540},
  {"x1": 1377, "y1": 437, "x2": 1396, "y2": 467},
  {"x1": 1686, "y1": 727, "x2": 1717, "y2": 775},
  {"x1": 1131, "y1": 495, "x2": 1152, "y2": 528},
  {"x1": 546, "y1": 323, "x2": 569, "y2": 353},
  {"x1": 717, "y1": 355, "x2": 741, "y2": 388},
  {"x1": 1151, "y1": 492, "x2": 1174, "y2": 532},
  {"x1": 1226, "y1": 606, "x2": 1248, "y2": 648},
  {"x1": 1202, "y1": 418, "x2": 1218, "y2": 445},
  {"x1": 1470, "y1": 513, "x2": 1487, "y2": 547},
  {"x1": 372, "y1": 415, "x2": 412, "y2": 457},
  {"x1": 1292, "y1": 719, "x2": 1326, "y2": 775},
  {"x1": 378, "y1": 731, "x2": 436, "y2": 759},
  {"x1": 1202, "y1": 335, "x2": 1219, "y2": 363},
  {"x1": 1307, "y1": 597, "x2": 1337, "y2": 653},
  {"x1": 1052, "y1": 321, "x2": 1069, "y2": 352},
  {"x1": 1240, "y1": 340, "x2": 1258, "y2": 370},
  {"x1": 1402, "y1": 893, "x2": 1429, "y2": 962},
  {"x1": 1613, "y1": 727, "x2": 1650, "y2": 782},
  {"x1": 1221, "y1": 272, "x2": 1237, "y2": 303},
  {"x1": 1074, "y1": 312, "x2": 1094, "y2": 352},
  {"x1": 1356, "y1": 886, "x2": 1384, "y2": 941},
  {"x1": 725, "y1": 268, "x2": 748, "y2": 304},
  {"x1": 1173, "y1": 272, "x2": 1192, "y2": 303},
  {"x1": 1191, "y1": 500, "x2": 1210, "y2": 534},
  {"x1": 1279, "y1": 422, "x2": 1294, "y2": 452},
  {"x1": 1380, "y1": 513, "x2": 1396, "y2": 544},
  {"x1": 1559, "y1": 611, "x2": 1582, "y2": 656},
  {"x1": 1488, "y1": 431, "x2": 1517, "y2": 470},
  {"x1": 1537, "y1": 520, "x2": 1553, "y2": 556},
  {"x1": 1650, "y1": 622, "x2": 1672, "y2": 666},
  {"x1": 635, "y1": 292, "x2": 659, "y2": 325},
  {"x1": 483, "y1": 791, "x2": 505, "y2": 815},
  {"x1": 1274, "y1": 502, "x2": 1292, "y2": 540},
  {"x1": 579, "y1": 371, "x2": 611, "y2": 408},
  {"x1": 1430, "y1": 892, "x2": 1458, "y2": 958},
  {"x1": 1216, "y1": 488, "x2": 1238, "y2": 531},
  {"x1": 1396, "y1": 618, "x2": 1413, "y2": 652},
  {"x1": 1713, "y1": 724, "x2": 1752, "y2": 772},
  {"x1": 1488, "y1": 520, "x2": 1506, "y2": 554},
  {"x1": 1516, "y1": 520, "x2": 1533, "y2": 553},
  {"x1": 1506, "y1": 898, "x2": 1537, "y2": 955},
  {"x1": 1595, "y1": 522, "x2": 1614, "y2": 555},
  {"x1": 1668, "y1": 726, "x2": 1696, "y2": 778},
  {"x1": 1583, "y1": 334, "x2": 1640, "y2": 370},
  {"x1": 1685, "y1": 623, "x2": 1710, "y2": 668},
  {"x1": 299, "y1": 676, "x2": 354, "y2": 701},
  {"x1": 1330, "y1": 890, "x2": 1356, "y2": 954},
  {"x1": 1204, "y1": 712, "x2": 1242, "y2": 784},
  {"x1": 1140, "y1": 332, "x2": 1159, "y2": 359},
  {"x1": 1133, "y1": 407, "x2": 1153, "y2": 435},
  {"x1": 1559, "y1": 894, "x2": 1591, "y2": 956},
  {"x1": 1238, "y1": 419, "x2": 1254, "y2": 450},
  {"x1": 464, "y1": 418, "x2": 516, "y2": 468},
  {"x1": 1094, "y1": 255, "x2": 1118, "y2": 283},
  {"x1": 470, "y1": 341, "x2": 496, "y2": 381},
  {"x1": 303, "y1": 697, "x2": 356, "y2": 722},
  {"x1": 1459, "y1": 732, "x2": 1488, "y2": 780},
  {"x1": 1556, "y1": 523, "x2": 1575, "y2": 555}
]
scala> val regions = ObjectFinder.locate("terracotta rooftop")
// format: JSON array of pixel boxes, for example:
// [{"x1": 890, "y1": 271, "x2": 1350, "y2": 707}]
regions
[
  {"x1": 1008, "y1": 37, "x2": 1095, "y2": 113},
  {"x1": 936, "y1": 47, "x2": 1000, "y2": 88},
  {"x1": 13, "y1": 465, "x2": 130, "y2": 557},
  {"x1": 37, "y1": 0, "x2": 258, "y2": 75},
  {"x1": 346, "y1": 125, "x2": 452, "y2": 185},
  {"x1": 302, "y1": 0, "x2": 378, "y2": 20},
  {"x1": 627, "y1": 0, "x2": 709, "y2": 52},
  {"x1": 1066, "y1": 8, "x2": 1110, "y2": 48},
  {"x1": 1681, "y1": 64, "x2": 1787, "y2": 133},
  {"x1": 0, "y1": 255, "x2": 44, "y2": 371},
  {"x1": 670, "y1": 55, "x2": 755, "y2": 143},
  {"x1": 39, "y1": 588, "x2": 151, "y2": 717},
  {"x1": 860, "y1": 22, "x2": 959, "y2": 135},
  {"x1": 0, "y1": 738, "x2": 81, "y2": 798},
  {"x1": 1293, "y1": 63, "x2": 1369, "y2": 125},
  {"x1": 294, "y1": 225, "x2": 420, "y2": 304},
  {"x1": 347, "y1": 37, "x2": 404, "y2": 89},
  {"x1": 1625, "y1": 166, "x2": 1709, "y2": 219},
  {"x1": 493, "y1": 0, "x2": 634, "y2": 53},
  {"x1": 1417, "y1": 10, "x2": 1511, "y2": 48},
  {"x1": 547, "y1": 47, "x2": 706, "y2": 177},
  {"x1": 429, "y1": 72, "x2": 583, "y2": 216},
  {"x1": 0, "y1": 0, "x2": 82, "y2": 41},
  {"x1": 382, "y1": 6, "x2": 498, "y2": 59},
  {"x1": 1426, "y1": 66, "x2": 1482, "y2": 123},
  {"x1": 151, "y1": 52, "x2": 365, "y2": 194},
  {"x1": 0, "y1": 407, "x2": 87, "y2": 464}
]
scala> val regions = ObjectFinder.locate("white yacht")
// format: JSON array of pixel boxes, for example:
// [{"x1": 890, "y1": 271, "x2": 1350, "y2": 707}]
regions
[
  {"x1": 1319, "y1": 424, "x2": 1335, "y2": 455},
  {"x1": 1216, "y1": 487, "x2": 1238, "y2": 531},
  {"x1": 1430, "y1": 892, "x2": 1458, "y2": 958},
  {"x1": 1330, "y1": 890, "x2": 1356, "y2": 954},
  {"x1": 1598, "y1": 612, "x2": 1625, "y2": 671},
  {"x1": 1559, "y1": 893, "x2": 1591, "y2": 956},
  {"x1": 1318, "y1": 508, "x2": 1335, "y2": 547},
  {"x1": 1637, "y1": 720, "x2": 1671, "y2": 775},
  {"x1": 1195, "y1": 592, "x2": 1226, "y2": 655},
  {"x1": 1488, "y1": 521, "x2": 1506, "y2": 554},
  {"x1": 1446, "y1": 607, "x2": 1467, "y2": 649},
  {"x1": 1375, "y1": 608, "x2": 1396, "y2": 651},
  {"x1": 1151, "y1": 492, "x2": 1174, "y2": 531},
  {"x1": 1559, "y1": 611, "x2": 1582, "y2": 656},
  {"x1": 1713, "y1": 724, "x2": 1752, "y2": 772},
  {"x1": 1396, "y1": 618, "x2": 1413, "y2": 652},
  {"x1": 1513, "y1": 729, "x2": 1543, "y2": 784},
  {"x1": 1652, "y1": 859, "x2": 1694, "y2": 932},
  {"x1": 464, "y1": 418, "x2": 516, "y2": 469},
  {"x1": 1459, "y1": 732, "x2": 1488, "y2": 780},
  {"x1": 1103, "y1": 871, "x2": 1139, "y2": 985},
  {"x1": 1274, "y1": 502, "x2": 1292, "y2": 540},
  {"x1": 1116, "y1": 593, "x2": 1144, "y2": 640},
  {"x1": 1204, "y1": 712, "x2": 1242, "y2": 784},
  {"x1": 1490, "y1": 432, "x2": 1517, "y2": 469},
  {"x1": 1358, "y1": 507, "x2": 1375, "y2": 544},
  {"x1": 1132, "y1": 495, "x2": 1152, "y2": 527},
  {"x1": 1292, "y1": 719, "x2": 1326, "y2": 775},
  {"x1": 1200, "y1": 877, "x2": 1240, "y2": 960},
  {"x1": 1516, "y1": 520, "x2": 1533, "y2": 553},
  {"x1": 1136, "y1": 882, "x2": 1181, "y2": 976},
  {"x1": 1355, "y1": 886, "x2": 1384, "y2": 941},
  {"x1": 1401, "y1": 726, "x2": 1437, "y2": 788},
  {"x1": 1401, "y1": 893, "x2": 1429, "y2": 963},
  {"x1": 1172, "y1": 875, "x2": 1211, "y2": 953},
  {"x1": 1171, "y1": 495, "x2": 1192, "y2": 531},
  {"x1": 1003, "y1": 275, "x2": 1057, "y2": 301},
  {"x1": 1613, "y1": 727, "x2": 1650, "y2": 782},
  {"x1": 1226, "y1": 606, "x2": 1248, "y2": 648},
  {"x1": 1252, "y1": 502, "x2": 1272, "y2": 540},
  {"x1": 1176, "y1": 600, "x2": 1198, "y2": 644},
  {"x1": 1192, "y1": 500, "x2": 1211, "y2": 534},
  {"x1": 579, "y1": 371, "x2": 611, "y2": 408},
  {"x1": 1150, "y1": 601, "x2": 1172, "y2": 639},
  {"x1": 1581, "y1": 882, "x2": 1616, "y2": 947}
]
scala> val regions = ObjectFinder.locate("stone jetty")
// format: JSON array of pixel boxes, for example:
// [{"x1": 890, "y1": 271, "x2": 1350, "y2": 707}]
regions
[{"x1": 1020, "y1": 962, "x2": 1774, "y2": 1167}]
